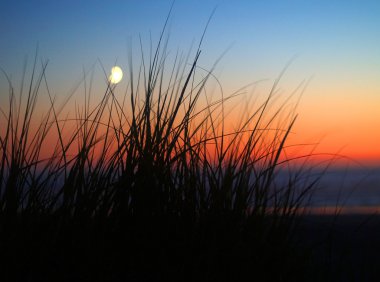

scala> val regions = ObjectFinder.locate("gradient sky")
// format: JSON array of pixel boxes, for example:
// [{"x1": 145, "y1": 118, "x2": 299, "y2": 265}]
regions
[{"x1": 1, "y1": 0, "x2": 379, "y2": 167}]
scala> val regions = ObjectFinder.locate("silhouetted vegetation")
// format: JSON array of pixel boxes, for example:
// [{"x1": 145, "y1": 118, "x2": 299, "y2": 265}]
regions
[{"x1": 1, "y1": 17, "x2": 362, "y2": 282}]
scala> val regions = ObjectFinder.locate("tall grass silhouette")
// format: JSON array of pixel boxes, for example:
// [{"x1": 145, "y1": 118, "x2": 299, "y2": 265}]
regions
[{"x1": 0, "y1": 21, "x2": 322, "y2": 282}]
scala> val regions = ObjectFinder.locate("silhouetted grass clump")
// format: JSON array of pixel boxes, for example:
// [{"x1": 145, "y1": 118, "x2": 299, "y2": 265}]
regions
[{"x1": 0, "y1": 23, "x2": 322, "y2": 282}]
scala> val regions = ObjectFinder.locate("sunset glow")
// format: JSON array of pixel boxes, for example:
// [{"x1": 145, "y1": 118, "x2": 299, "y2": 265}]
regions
[{"x1": 1, "y1": 1, "x2": 379, "y2": 168}]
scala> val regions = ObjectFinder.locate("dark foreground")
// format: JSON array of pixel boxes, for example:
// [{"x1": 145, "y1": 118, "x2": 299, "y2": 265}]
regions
[
  {"x1": 1, "y1": 213, "x2": 380, "y2": 282},
  {"x1": 296, "y1": 213, "x2": 380, "y2": 282}
]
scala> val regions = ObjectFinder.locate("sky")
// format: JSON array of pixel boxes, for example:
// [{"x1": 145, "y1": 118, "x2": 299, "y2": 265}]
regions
[{"x1": 1, "y1": 0, "x2": 380, "y2": 169}]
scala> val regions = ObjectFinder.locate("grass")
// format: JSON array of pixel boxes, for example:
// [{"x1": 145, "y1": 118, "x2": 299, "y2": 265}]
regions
[{"x1": 0, "y1": 18, "x2": 335, "y2": 282}]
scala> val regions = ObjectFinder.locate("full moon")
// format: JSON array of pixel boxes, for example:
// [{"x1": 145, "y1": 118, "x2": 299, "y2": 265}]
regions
[{"x1": 109, "y1": 66, "x2": 123, "y2": 84}]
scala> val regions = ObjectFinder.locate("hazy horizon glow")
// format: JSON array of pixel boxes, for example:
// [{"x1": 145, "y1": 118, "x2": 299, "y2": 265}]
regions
[{"x1": 1, "y1": 0, "x2": 379, "y2": 168}]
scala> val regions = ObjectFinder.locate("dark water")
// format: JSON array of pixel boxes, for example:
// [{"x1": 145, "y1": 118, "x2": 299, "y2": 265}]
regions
[
  {"x1": 310, "y1": 167, "x2": 380, "y2": 207},
  {"x1": 274, "y1": 166, "x2": 380, "y2": 214}
]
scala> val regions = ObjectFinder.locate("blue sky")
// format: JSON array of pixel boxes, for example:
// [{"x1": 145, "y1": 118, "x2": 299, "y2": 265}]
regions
[{"x1": 2, "y1": 0, "x2": 379, "y2": 80}]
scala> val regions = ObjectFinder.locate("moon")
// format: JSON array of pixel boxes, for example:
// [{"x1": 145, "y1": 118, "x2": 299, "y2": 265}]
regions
[{"x1": 109, "y1": 66, "x2": 123, "y2": 84}]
